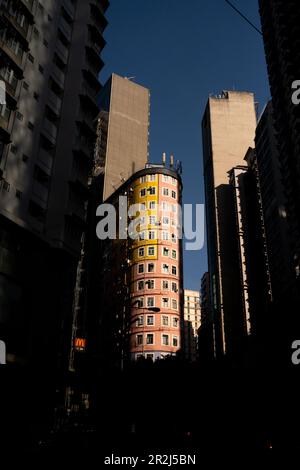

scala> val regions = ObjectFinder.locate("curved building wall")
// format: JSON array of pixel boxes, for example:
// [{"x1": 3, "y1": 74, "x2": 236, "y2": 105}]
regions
[{"x1": 129, "y1": 169, "x2": 182, "y2": 361}]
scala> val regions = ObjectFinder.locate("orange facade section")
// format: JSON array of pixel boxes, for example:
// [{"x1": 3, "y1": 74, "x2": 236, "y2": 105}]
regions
[{"x1": 129, "y1": 171, "x2": 182, "y2": 361}]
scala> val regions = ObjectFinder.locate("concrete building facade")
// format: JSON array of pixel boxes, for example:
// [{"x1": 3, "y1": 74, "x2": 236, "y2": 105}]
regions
[
  {"x1": 0, "y1": 0, "x2": 108, "y2": 370},
  {"x1": 201, "y1": 91, "x2": 257, "y2": 359},
  {"x1": 97, "y1": 73, "x2": 150, "y2": 200},
  {"x1": 183, "y1": 289, "x2": 201, "y2": 362}
]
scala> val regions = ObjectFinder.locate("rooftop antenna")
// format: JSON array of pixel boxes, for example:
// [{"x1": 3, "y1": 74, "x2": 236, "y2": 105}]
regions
[
  {"x1": 162, "y1": 152, "x2": 166, "y2": 166},
  {"x1": 124, "y1": 76, "x2": 136, "y2": 81},
  {"x1": 170, "y1": 154, "x2": 174, "y2": 168}
]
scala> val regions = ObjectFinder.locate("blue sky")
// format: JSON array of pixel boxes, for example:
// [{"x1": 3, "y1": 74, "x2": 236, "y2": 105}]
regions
[{"x1": 101, "y1": 0, "x2": 270, "y2": 291}]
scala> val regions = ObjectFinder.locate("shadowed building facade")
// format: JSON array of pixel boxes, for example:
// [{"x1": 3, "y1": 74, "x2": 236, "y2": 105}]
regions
[
  {"x1": 201, "y1": 91, "x2": 257, "y2": 360},
  {"x1": 0, "y1": 0, "x2": 108, "y2": 376}
]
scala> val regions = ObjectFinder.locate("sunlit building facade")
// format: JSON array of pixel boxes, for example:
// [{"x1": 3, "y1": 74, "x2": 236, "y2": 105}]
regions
[{"x1": 98, "y1": 161, "x2": 184, "y2": 366}]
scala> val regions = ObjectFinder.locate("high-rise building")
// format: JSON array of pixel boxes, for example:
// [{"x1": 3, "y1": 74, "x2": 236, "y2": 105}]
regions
[
  {"x1": 96, "y1": 160, "x2": 183, "y2": 367},
  {"x1": 0, "y1": 0, "x2": 108, "y2": 371},
  {"x1": 259, "y1": 1, "x2": 300, "y2": 312},
  {"x1": 97, "y1": 73, "x2": 150, "y2": 200},
  {"x1": 66, "y1": 75, "x2": 150, "y2": 378},
  {"x1": 255, "y1": 101, "x2": 293, "y2": 305},
  {"x1": 228, "y1": 148, "x2": 272, "y2": 340},
  {"x1": 198, "y1": 272, "x2": 215, "y2": 362},
  {"x1": 183, "y1": 289, "x2": 201, "y2": 362},
  {"x1": 201, "y1": 91, "x2": 257, "y2": 359}
]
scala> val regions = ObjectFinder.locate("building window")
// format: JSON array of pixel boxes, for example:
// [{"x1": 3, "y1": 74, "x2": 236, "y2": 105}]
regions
[
  {"x1": 147, "y1": 263, "x2": 155, "y2": 273},
  {"x1": 16, "y1": 112, "x2": 23, "y2": 121},
  {"x1": 10, "y1": 144, "x2": 18, "y2": 154},
  {"x1": 162, "y1": 334, "x2": 169, "y2": 346},
  {"x1": 137, "y1": 298, "x2": 144, "y2": 308},
  {"x1": 162, "y1": 231, "x2": 169, "y2": 240},
  {"x1": 148, "y1": 246, "x2": 155, "y2": 256},
  {"x1": 138, "y1": 248, "x2": 145, "y2": 257},
  {"x1": 28, "y1": 121, "x2": 34, "y2": 131},
  {"x1": 162, "y1": 202, "x2": 169, "y2": 212},
  {"x1": 172, "y1": 299, "x2": 178, "y2": 310},
  {"x1": 139, "y1": 231, "x2": 145, "y2": 241},
  {"x1": 140, "y1": 176, "x2": 146, "y2": 183},
  {"x1": 138, "y1": 264, "x2": 144, "y2": 274},
  {"x1": 39, "y1": 65, "x2": 44, "y2": 74},
  {"x1": 34, "y1": 92, "x2": 40, "y2": 101},
  {"x1": 146, "y1": 354, "x2": 154, "y2": 361},
  {"x1": 162, "y1": 264, "x2": 169, "y2": 273},
  {"x1": 172, "y1": 266, "x2": 177, "y2": 275},
  {"x1": 148, "y1": 186, "x2": 156, "y2": 195},
  {"x1": 136, "y1": 316, "x2": 144, "y2": 327},
  {"x1": 162, "y1": 281, "x2": 169, "y2": 291},
  {"x1": 148, "y1": 230, "x2": 155, "y2": 240},
  {"x1": 172, "y1": 250, "x2": 177, "y2": 260},
  {"x1": 147, "y1": 315, "x2": 154, "y2": 326},
  {"x1": 163, "y1": 175, "x2": 169, "y2": 182},
  {"x1": 172, "y1": 233, "x2": 177, "y2": 243},
  {"x1": 147, "y1": 297, "x2": 155, "y2": 308},
  {"x1": 172, "y1": 204, "x2": 176, "y2": 213},
  {"x1": 172, "y1": 177, "x2": 177, "y2": 185},
  {"x1": 146, "y1": 280, "x2": 154, "y2": 289},
  {"x1": 2, "y1": 181, "x2": 10, "y2": 192},
  {"x1": 162, "y1": 297, "x2": 169, "y2": 308},
  {"x1": 138, "y1": 281, "x2": 144, "y2": 291},
  {"x1": 146, "y1": 334, "x2": 154, "y2": 345},
  {"x1": 149, "y1": 215, "x2": 156, "y2": 225},
  {"x1": 140, "y1": 202, "x2": 146, "y2": 211},
  {"x1": 162, "y1": 315, "x2": 169, "y2": 326},
  {"x1": 149, "y1": 201, "x2": 156, "y2": 210},
  {"x1": 173, "y1": 336, "x2": 178, "y2": 347},
  {"x1": 162, "y1": 216, "x2": 169, "y2": 225},
  {"x1": 162, "y1": 247, "x2": 169, "y2": 257},
  {"x1": 140, "y1": 188, "x2": 146, "y2": 197},
  {"x1": 136, "y1": 334, "x2": 143, "y2": 346},
  {"x1": 173, "y1": 317, "x2": 179, "y2": 328},
  {"x1": 172, "y1": 282, "x2": 178, "y2": 292},
  {"x1": 171, "y1": 190, "x2": 176, "y2": 199},
  {"x1": 148, "y1": 174, "x2": 156, "y2": 181},
  {"x1": 163, "y1": 188, "x2": 169, "y2": 196}
]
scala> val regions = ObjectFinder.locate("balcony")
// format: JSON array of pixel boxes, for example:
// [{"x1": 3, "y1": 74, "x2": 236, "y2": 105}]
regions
[
  {"x1": 43, "y1": 118, "x2": 57, "y2": 144},
  {"x1": 48, "y1": 89, "x2": 62, "y2": 115},
  {"x1": 0, "y1": 39, "x2": 23, "y2": 70},
  {"x1": 56, "y1": 40, "x2": 69, "y2": 64},
  {"x1": 19, "y1": 0, "x2": 34, "y2": 22},
  {"x1": 67, "y1": 199, "x2": 86, "y2": 224},
  {"x1": 52, "y1": 64, "x2": 65, "y2": 88},
  {"x1": 62, "y1": 0, "x2": 75, "y2": 20},
  {"x1": 0, "y1": 74, "x2": 18, "y2": 104},
  {"x1": 74, "y1": 137, "x2": 94, "y2": 160},
  {"x1": 90, "y1": 0, "x2": 109, "y2": 27},
  {"x1": 38, "y1": 148, "x2": 54, "y2": 172},
  {"x1": 71, "y1": 166, "x2": 89, "y2": 188},
  {"x1": 32, "y1": 181, "x2": 49, "y2": 204},
  {"x1": 59, "y1": 16, "x2": 72, "y2": 42},
  {"x1": 1, "y1": 10, "x2": 30, "y2": 42}
]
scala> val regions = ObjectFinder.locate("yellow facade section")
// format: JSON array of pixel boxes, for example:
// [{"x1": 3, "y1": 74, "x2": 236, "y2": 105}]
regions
[{"x1": 130, "y1": 174, "x2": 159, "y2": 262}]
